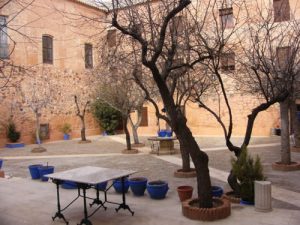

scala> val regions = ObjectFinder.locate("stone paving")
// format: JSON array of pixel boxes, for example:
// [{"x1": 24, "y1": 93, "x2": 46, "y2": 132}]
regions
[{"x1": 0, "y1": 135, "x2": 299, "y2": 225}]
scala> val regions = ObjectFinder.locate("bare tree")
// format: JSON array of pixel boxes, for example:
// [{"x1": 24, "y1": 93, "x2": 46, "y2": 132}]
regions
[{"x1": 74, "y1": 95, "x2": 91, "y2": 142}]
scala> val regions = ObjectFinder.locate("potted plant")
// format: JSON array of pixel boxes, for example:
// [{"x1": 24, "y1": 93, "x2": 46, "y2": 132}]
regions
[
  {"x1": 129, "y1": 177, "x2": 148, "y2": 196},
  {"x1": 147, "y1": 180, "x2": 169, "y2": 199},
  {"x1": 38, "y1": 164, "x2": 55, "y2": 182},
  {"x1": 211, "y1": 186, "x2": 224, "y2": 198},
  {"x1": 177, "y1": 185, "x2": 193, "y2": 202},
  {"x1": 5, "y1": 120, "x2": 24, "y2": 148},
  {"x1": 95, "y1": 181, "x2": 108, "y2": 191},
  {"x1": 231, "y1": 147, "x2": 265, "y2": 205},
  {"x1": 113, "y1": 178, "x2": 130, "y2": 193},
  {"x1": 0, "y1": 159, "x2": 3, "y2": 169},
  {"x1": 28, "y1": 164, "x2": 43, "y2": 179},
  {"x1": 60, "y1": 123, "x2": 72, "y2": 140}
]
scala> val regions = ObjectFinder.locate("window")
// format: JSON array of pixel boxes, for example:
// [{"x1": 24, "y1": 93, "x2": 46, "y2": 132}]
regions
[
  {"x1": 0, "y1": 16, "x2": 8, "y2": 59},
  {"x1": 42, "y1": 35, "x2": 53, "y2": 64},
  {"x1": 276, "y1": 46, "x2": 291, "y2": 71},
  {"x1": 171, "y1": 16, "x2": 184, "y2": 37},
  {"x1": 220, "y1": 52, "x2": 235, "y2": 71},
  {"x1": 273, "y1": 0, "x2": 290, "y2": 22},
  {"x1": 107, "y1": 30, "x2": 116, "y2": 47},
  {"x1": 140, "y1": 107, "x2": 148, "y2": 127},
  {"x1": 85, "y1": 43, "x2": 93, "y2": 69},
  {"x1": 219, "y1": 8, "x2": 234, "y2": 29}
]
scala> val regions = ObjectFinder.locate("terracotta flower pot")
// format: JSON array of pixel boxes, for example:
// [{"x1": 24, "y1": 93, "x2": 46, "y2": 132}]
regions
[{"x1": 177, "y1": 185, "x2": 193, "y2": 202}]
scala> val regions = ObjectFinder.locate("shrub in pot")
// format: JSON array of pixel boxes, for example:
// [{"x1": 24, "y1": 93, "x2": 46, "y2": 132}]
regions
[
  {"x1": 129, "y1": 177, "x2": 148, "y2": 196},
  {"x1": 6, "y1": 120, "x2": 21, "y2": 143},
  {"x1": 147, "y1": 180, "x2": 169, "y2": 199},
  {"x1": 113, "y1": 178, "x2": 130, "y2": 193},
  {"x1": 231, "y1": 147, "x2": 265, "y2": 204},
  {"x1": 59, "y1": 123, "x2": 72, "y2": 140}
]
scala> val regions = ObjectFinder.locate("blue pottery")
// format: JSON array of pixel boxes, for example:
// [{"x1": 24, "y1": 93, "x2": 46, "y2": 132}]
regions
[
  {"x1": 63, "y1": 134, "x2": 70, "y2": 140},
  {"x1": 0, "y1": 159, "x2": 3, "y2": 169},
  {"x1": 240, "y1": 199, "x2": 254, "y2": 205},
  {"x1": 5, "y1": 143, "x2": 25, "y2": 148},
  {"x1": 113, "y1": 178, "x2": 130, "y2": 193},
  {"x1": 147, "y1": 180, "x2": 169, "y2": 199},
  {"x1": 165, "y1": 130, "x2": 173, "y2": 137},
  {"x1": 129, "y1": 177, "x2": 148, "y2": 196},
  {"x1": 158, "y1": 130, "x2": 167, "y2": 137},
  {"x1": 62, "y1": 181, "x2": 77, "y2": 189},
  {"x1": 38, "y1": 166, "x2": 54, "y2": 182},
  {"x1": 95, "y1": 181, "x2": 108, "y2": 191},
  {"x1": 28, "y1": 164, "x2": 43, "y2": 179},
  {"x1": 211, "y1": 186, "x2": 224, "y2": 197}
]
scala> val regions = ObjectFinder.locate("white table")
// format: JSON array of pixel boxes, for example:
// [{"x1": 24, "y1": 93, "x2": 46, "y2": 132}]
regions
[{"x1": 46, "y1": 166, "x2": 136, "y2": 225}]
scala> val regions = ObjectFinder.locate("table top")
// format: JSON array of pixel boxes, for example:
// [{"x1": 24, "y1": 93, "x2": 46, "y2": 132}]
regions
[
  {"x1": 148, "y1": 136, "x2": 177, "y2": 141},
  {"x1": 45, "y1": 166, "x2": 136, "y2": 185}
]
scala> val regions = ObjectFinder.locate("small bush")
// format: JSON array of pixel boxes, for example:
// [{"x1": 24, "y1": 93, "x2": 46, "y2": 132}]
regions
[
  {"x1": 6, "y1": 120, "x2": 21, "y2": 143},
  {"x1": 92, "y1": 100, "x2": 122, "y2": 135},
  {"x1": 59, "y1": 123, "x2": 72, "y2": 134},
  {"x1": 231, "y1": 147, "x2": 265, "y2": 202}
]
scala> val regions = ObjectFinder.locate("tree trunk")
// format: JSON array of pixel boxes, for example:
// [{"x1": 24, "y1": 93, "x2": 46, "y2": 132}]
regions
[
  {"x1": 35, "y1": 112, "x2": 41, "y2": 147},
  {"x1": 174, "y1": 118, "x2": 212, "y2": 208},
  {"x1": 80, "y1": 116, "x2": 87, "y2": 141},
  {"x1": 123, "y1": 115, "x2": 131, "y2": 150},
  {"x1": 129, "y1": 115, "x2": 140, "y2": 144},
  {"x1": 280, "y1": 99, "x2": 291, "y2": 164},
  {"x1": 291, "y1": 100, "x2": 300, "y2": 148},
  {"x1": 179, "y1": 141, "x2": 191, "y2": 172}
]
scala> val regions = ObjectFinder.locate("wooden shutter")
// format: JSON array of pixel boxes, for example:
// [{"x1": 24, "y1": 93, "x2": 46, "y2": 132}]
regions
[
  {"x1": 273, "y1": 0, "x2": 290, "y2": 22},
  {"x1": 42, "y1": 35, "x2": 53, "y2": 64},
  {"x1": 277, "y1": 46, "x2": 291, "y2": 71},
  {"x1": 85, "y1": 43, "x2": 93, "y2": 68},
  {"x1": 140, "y1": 107, "x2": 148, "y2": 127},
  {"x1": 221, "y1": 52, "x2": 235, "y2": 71},
  {"x1": 0, "y1": 16, "x2": 8, "y2": 59}
]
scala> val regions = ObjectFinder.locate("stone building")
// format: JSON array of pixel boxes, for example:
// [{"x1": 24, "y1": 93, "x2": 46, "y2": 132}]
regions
[{"x1": 0, "y1": 0, "x2": 299, "y2": 147}]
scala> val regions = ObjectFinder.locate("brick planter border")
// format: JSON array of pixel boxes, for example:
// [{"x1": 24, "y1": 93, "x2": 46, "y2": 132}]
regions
[
  {"x1": 272, "y1": 161, "x2": 300, "y2": 171},
  {"x1": 78, "y1": 140, "x2": 92, "y2": 144},
  {"x1": 122, "y1": 149, "x2": 139, "y2": 154},
  {"x1": 131, "y1": 143, "x2": 145, "y2": 148},
  {"x1": 174, "y1": 168, "x2": 197, "y2": 178},
  {"x1": 223, "y1": 191, "x2": 241, "y2": 204},
  {"x1": 291, "y1": 147, "x2": 300, "y2": 153},
  {"x1": 182, "y1": 197, "x2": 231, "y2": 221}
]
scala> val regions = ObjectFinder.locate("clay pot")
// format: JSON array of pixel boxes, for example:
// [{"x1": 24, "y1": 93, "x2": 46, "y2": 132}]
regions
[{"x1": 177, "y1": 185, "x2": 193, "y2": 202}]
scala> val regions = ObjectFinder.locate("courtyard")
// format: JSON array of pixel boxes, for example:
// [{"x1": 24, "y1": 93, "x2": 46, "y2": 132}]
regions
[{"x1": 0, "y1": 135, "x2": 299, "y2": 225}]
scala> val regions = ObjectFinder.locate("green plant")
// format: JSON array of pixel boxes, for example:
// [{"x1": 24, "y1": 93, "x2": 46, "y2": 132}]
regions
[
  {"x1": 231, "y1": 147, "x2": 265, "y2": 203},
  {"x1": 6, "y1": 120, "x2": 21, "y2": 143},
  {"x1": 59, "y1": 123, "x2": 72, "y2": 134},
  {"x1": 92, "y1": 100, "x2": 122, "y2": 135}
]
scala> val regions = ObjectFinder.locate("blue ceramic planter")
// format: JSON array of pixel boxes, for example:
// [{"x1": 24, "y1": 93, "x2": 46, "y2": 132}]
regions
[
  {"x1": 147, "y1": 180, "x2": 169, "y2": 199},
  {"x1": 113, "y1": 178, "x2": 130, "y2": 193},
  {"x1": 38, "y1": 166, "x2": 54, "y2": 182},
  {"x1": 28, "y1": 164, "x2": 43, "y2": 179},
  {"x1": 0, "y1": 159, "x2": 3, "y2": 169},
  {"x1": 129, "y1": 177, "x2": 148, "y2": 196},
  {"x1": 62, "y1": 181, "x2": 77, "y2": 189},
  {"x1": 6, "y1": 143, "x2": 25, "y2": 148},
  {"x1": 95, "y1": 181, "x2": 108, "y2": 191},
  {"x1": 240, "y1": 199, "x2": 254, "y2": 205},
  {"x1": 158, "y1": 130, "x2": 167, "y2": 137},
  {"x1": 211, "y1": 186, "x2": 224, "y2": 197},
  {"x1": 63, "y1": 134, "x2": 70, "y2": 140}
]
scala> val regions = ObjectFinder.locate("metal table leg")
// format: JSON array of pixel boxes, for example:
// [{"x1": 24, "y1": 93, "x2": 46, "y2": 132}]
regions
[
  {"x1": 78, "y1": 184, "x2": 93, "y2": 225},
  {"x1": 52, "y1": 179, "x2": 69, "y2": 225},
  {"x1": 115, "y1": 177, "x2": 134, "y2": 216}
]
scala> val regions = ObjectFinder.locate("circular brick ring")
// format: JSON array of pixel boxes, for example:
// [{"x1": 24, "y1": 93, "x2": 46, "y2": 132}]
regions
[
  {"x1": 131, "y1": 143, "x2": 145, "y2": 148},
  {"x1": 223, "y1": 191, "x2": 241, "y2": 204},
  {"x1": 174, "y1": 168, "x2": 197, "y2": 178},
  {"x1": 291, "y1": 147, "x2": 300, "y2": 153},
  {"x1": 122, "y1": 149, "x2": 139, "y2": 154},
  {"x1": 272, "y1": 161, "x2": 300, "y2": 171},
  {"x1": 182, "y1": 197, "x2": 231, "y2": 221}
]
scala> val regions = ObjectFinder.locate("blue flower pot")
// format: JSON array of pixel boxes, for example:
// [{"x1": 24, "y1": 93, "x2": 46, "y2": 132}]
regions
[
  {"x1": 0, "y1": 159, "x2": 3, "y2": 169},
  {"x1": 62, "y1": 181, "x2": 77, "y2": 189},
  {"x1": 28, "y1": 164, "x2": 43, "y2": 179},
  {"x1": 211, "y1": 186, "x2": 223, "y2": 197},
  {"x1": 158, "y1": 130, "x2": 167, "y2": 137},
  {"x1": 129, "y1": 177, "x2": 148, "y2": 196},
  {"x1": 147, "y1": 180, "x2": 169, "y2": 199},
  {"x1": 165, "y1": 130, "x2": 173, "y2": 137},
  {"x1": 38, "y1": 166, "x2": 54, "y2": 182},
  {"x1": 95, "y1": 181, "x2": 108, "y2": 191},
  {"x1": 240, "y1": 199, "x2": 254, "y2": 205},
  {"x1": 113, "y1": 178, "x2": 130, "y2": 193},
  {"x1": 63, "y1": 134, "x2": 70, "y2": 140}
]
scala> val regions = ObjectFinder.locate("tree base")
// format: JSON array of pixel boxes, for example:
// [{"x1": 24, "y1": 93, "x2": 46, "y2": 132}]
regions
[
  {"x1": 272, "y1": 161, "x2": 300, "y2": 171},
  {"x1": 78, "y1": 140, "x2": 92, "y2": 144},
  {"x1": 223, "y1": 191, "x2": 241, "y2": 204},
  {"x1": 182, "y1": 197, "x2": 231, "y2": 221},
  {"x1": 122, "y1": 149, "x2": 139, "y2": 154},
  {"x1": 174, "y1": 168, "x2": 197, "y2": 178},
  {"x1": 131, "y1": 143, "x2": 145, "y2": 148},
  {"x1": 31, "y1": 147, "x2": 47, "y2": 153},
  {"x1": 291, "y1": 147, "x2": 300, "y2": 152}
]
